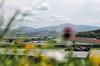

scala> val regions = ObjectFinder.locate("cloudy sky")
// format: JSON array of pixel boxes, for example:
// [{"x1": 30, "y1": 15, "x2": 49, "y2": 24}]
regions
[{"x1": 1, "y1": 0, "x2": 100, "y2": 28}]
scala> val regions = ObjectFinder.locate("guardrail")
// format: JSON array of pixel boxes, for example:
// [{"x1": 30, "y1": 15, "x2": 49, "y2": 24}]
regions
[{"x1": 0, "y1": 44, "x2": 100, "y2": 48}]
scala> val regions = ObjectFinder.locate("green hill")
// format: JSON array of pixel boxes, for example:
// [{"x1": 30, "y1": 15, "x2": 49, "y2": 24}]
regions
[{"x1": 76, "y1": 29, "x2": 100, "y2": 39}]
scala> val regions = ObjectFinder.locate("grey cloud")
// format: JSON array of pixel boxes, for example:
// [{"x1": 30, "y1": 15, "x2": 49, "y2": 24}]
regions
[
  {"x1": 35, "y1": 2, "x2": 50, "y2": 10},
  {"x1": 16, "y1": 16, "x2": 36, "y2": 22},
  {"x1": 60, "y1": 0, "x2": 100, "y2": 4},
  {"x1": 34, "y1": 16, "x2": 45, "y2": 21},
  {"x1": 50, "y1": 14, "x2": 72, "y2": 22},
  {"x1": 50, "y1": 14, "x2": 62, "y2": 19},
  {"x1": 16, "y1": 15, "x2": 45, "y2": 23},
  {"x1": 3, "y1": 3, "x2": 37, "y2": 17},
  {"x1": 21, "y1": 8, "x2": 37, "y2": 16},
  {"x1": 2, "y1": 0, "x2": 100, "y2": 28}
]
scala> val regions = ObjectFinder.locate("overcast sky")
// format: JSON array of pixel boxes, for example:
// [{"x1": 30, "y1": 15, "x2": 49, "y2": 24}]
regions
[{"x1": 1, "y1": 0, "x2": 100, "y2": 28}]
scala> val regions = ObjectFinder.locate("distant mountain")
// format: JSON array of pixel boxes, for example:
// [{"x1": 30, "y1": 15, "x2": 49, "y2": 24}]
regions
[
  {"x1": 35, "y1": 23, "x2": 100, "y2": 32},
  {"x1": 2, "y1": 23, "x2": 100, "y2": 37},
  {"x1": 14, "y1": 26, "x2": 35, "y2": 32},
  {"x1": 26, "y1": 30, "x2": 59, "y2": 37}
]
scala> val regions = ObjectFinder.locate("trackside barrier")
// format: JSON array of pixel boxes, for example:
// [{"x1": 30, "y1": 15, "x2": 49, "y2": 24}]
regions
[{"x1": 0, "y1": 44, "x2": 100, "y2": 48}]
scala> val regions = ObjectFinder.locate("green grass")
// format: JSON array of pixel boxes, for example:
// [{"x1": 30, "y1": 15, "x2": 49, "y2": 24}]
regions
[
  {"x1": 91, "y1": 48, "x2": 100, "y2": 50},
  {"x1": 75, "y1": 41, "x2": 94, "y2": 43},
  {"x1": 75, "y1": 41, "x2": 100, "y2": 44}
]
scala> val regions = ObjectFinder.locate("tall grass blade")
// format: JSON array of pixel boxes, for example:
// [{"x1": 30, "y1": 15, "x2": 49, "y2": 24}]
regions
[
  {"x1": 0, "y1": 10, "x2": 20, "y2": 39},
  {"x1": 0, "y1": 0, "x2": 5, "y2": 9},
  {"x1": 0, "y1": 9, "x2": 4, "y2": 27}
]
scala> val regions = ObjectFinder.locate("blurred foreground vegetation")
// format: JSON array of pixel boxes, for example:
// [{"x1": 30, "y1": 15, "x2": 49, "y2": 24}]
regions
[{"x1": 0, "y1": 44, "x2": 100, "y2": 66}]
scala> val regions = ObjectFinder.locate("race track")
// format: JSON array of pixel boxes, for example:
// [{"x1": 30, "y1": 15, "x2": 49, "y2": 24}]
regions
[{"x1": 0, "y1": 49, "x2": 100, "y2": 58}]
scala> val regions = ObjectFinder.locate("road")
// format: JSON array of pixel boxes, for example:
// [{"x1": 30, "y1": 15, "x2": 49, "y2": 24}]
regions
[{"x1": 0, "y1": 49, "x2": 100, "y2": 58}]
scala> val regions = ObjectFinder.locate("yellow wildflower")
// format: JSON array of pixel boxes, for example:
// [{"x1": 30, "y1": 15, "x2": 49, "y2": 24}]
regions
[
  {"x1": 41, "y1": 61, "x2": 54, "y2": 66},
  {"x1": 41, "y1": 61, "x2": 47, "y2": 66},
  {"x1": 18, "y1": 60, "x2": 30, "y2": 66},
  {"x1": 35, "y1": 52, "x2": 40, "y2": 58},
  {"x1": 41, "y1": 44, "x2": 47, "y2": 49},
  {"x1": 24, "y1": 63, "x2": 29, "y2": 66},
  {"x1": 24, "y1": 49, "x2": 29, "y2": 55},
  {"x1": 69, "y1": 64, "x2": 72, "y2": 66},
  {"x1": 24, "y1": 44, "x2": 35, "y2": 49},
  {"x1": 31, "y1": 44, "x2": 35, "y2": 48},
  {"x1": 48, "y1": 64, "x2": 54, "y2": 66},
  {"x1": 13, "y1": 48, "x2": 17, "y2": 53},
  {"x1": 90, "y1": 51, "x2": 100, "y2": 66},
  {"x1": 41, "y1": 56, "x2": 48, "y2": 61}
]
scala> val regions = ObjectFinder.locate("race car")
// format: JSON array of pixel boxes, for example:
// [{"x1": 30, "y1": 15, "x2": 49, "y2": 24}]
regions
[{"x1": 65, "y1": 46, "x2": 90, "y2": 51}]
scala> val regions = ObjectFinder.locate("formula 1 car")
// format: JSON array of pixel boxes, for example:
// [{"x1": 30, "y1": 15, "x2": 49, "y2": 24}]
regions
[{"x1": 65, "y1": 46, "x2": 90, "y2": 51}]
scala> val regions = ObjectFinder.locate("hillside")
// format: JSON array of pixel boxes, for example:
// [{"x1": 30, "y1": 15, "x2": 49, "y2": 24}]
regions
[
  {"x1": 35, "y1": 23, "x2": 100, "y2": 32},
  {"x1": 76, "y1": 29, "x2": 100, "y2": 39}
]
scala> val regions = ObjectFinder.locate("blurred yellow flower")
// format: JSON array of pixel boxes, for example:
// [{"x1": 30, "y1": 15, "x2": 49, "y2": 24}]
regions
[
  {"x1": 48, "y1": 64, "x2": 54, "y2": 66},
  {"x1": 41, "y1": 61, "x2": 54, "y2": 66},
  {"x1": 24, "y1": 44, "x2": 35, "y2": 49},
  {"x1": 41, "y1": 56, "x2": 54, "y2": 66},
  {"x1": 13, "y1": 48, "x2": 17, "y2": 53},
  {"x1": 24, "y1": 49, "x2": 29, "y2": 55},
  {"x1": 18, "y1": 60, "x2": 30, "y2": 66},
  {"x1": 69, "y1": 64, "x2": 72, "y2": 66},
  {"x1": 90, "y1": 51, "x2": 100, "y2": 66},
  {"x1": 41, "y1": 56, "x2": 48, "y2": 61},
  {"x1": 35, "y1": 52, "x2": 40, "y2": 58},
  {"x1": 24, "y1": 63, "x2": 29, "y2": 66},
  {"x1": 41, "y1": 61, "x2": 47, "y2": 66},
  {"x1": 41, "y1": 45, "x2": 47, "y2": 49}
]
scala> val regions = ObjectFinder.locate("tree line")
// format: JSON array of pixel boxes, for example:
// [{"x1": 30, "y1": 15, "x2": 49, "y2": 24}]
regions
[{"x1": 76, "y1": 29, "x2": 100, "y2": 39}]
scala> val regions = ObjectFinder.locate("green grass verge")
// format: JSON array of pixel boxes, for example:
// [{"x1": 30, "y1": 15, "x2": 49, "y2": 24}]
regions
[
  {"x1": 91, "y1": 48, "x2": 100, "y2": 50},
  {"x1": 75, "y1": 41, "x2": 100, "y2": 44},
  {"x1": 75, "y1": 41, "x2": 94, "y2": 43}
]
